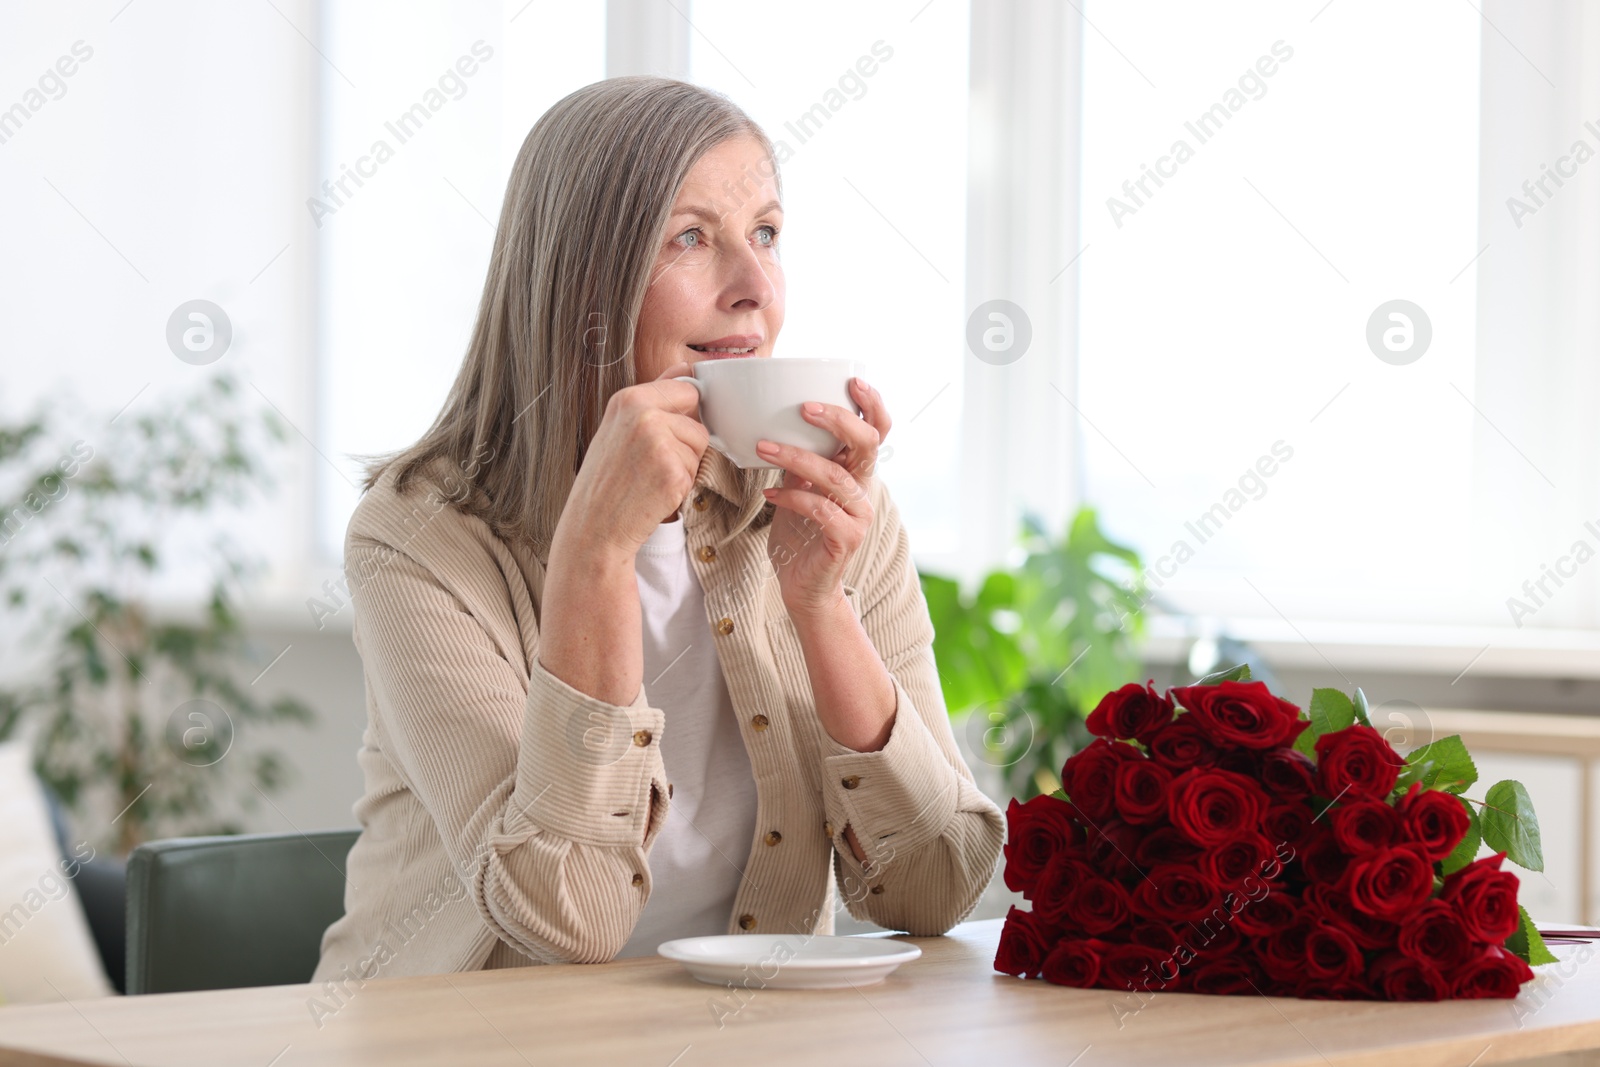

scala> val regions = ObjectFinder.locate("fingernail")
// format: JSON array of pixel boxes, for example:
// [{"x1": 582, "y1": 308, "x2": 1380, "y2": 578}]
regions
[
  {"x1": 757, "y1": 440, "x2": 779, "y2": 455},
  {"x1": 803, "y1": 402, "x2": 824, "y2": 415}
]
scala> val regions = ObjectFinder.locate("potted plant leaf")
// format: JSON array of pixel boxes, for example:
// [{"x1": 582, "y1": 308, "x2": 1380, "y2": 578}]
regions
[
  {"x1": 920, "y1": 507, "x2": 1145, "y2": 800},
  {"x1": 0, "y1": 372, "x2": 313, "y2": 854}
]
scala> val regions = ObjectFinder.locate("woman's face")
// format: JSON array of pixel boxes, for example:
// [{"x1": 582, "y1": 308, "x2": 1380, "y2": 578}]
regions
[{"x1": 634, "y1": 136, "x2": 784, "y2": 383}]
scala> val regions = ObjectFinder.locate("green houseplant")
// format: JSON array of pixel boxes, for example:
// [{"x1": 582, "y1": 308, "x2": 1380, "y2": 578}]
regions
[
  {"x1": 920, "y1": 507, "x2": 1145, "y2": 801},
  {"x1": 0, "y1": 373, "x2": 313, "y2": 854}
]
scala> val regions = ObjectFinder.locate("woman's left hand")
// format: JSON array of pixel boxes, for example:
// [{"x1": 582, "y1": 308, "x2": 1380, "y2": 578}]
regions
[{"x1": 760, "y1": 377, "x2": 892, "y2": 621}]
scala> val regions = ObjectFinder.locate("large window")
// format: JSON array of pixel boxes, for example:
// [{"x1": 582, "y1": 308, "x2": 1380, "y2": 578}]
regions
[
  {"x1": 309, "y1": 1, "x2": 1600, "y2": 652},
  {"x1": 316, "y1": 2, "x2": 606, "y2": 559},
  {"x1": 1077, "y1": 0, "x2": 1490, "y2": 629},
  {"x1": 684, "y1": 0, "x2": 972, "y2": 553},
  {"x1": 316, "y1": 1, "x2": 970, "y2": 559}
]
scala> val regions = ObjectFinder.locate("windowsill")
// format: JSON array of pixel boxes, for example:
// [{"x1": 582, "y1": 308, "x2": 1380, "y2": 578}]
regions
[{"x1": 1143, "y1": 614, "x2": 1600, "y2": 681}]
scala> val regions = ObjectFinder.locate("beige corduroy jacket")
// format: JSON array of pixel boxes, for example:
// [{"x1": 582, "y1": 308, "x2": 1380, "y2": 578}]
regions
[{"x1": 312, "y1": 446, "x2": 1004, "y2": 984}]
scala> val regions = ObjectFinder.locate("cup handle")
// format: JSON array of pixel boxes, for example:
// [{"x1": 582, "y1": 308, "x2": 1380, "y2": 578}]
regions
[{"x1": 672, "y1": 376, "x2": 729, "y2": 455}]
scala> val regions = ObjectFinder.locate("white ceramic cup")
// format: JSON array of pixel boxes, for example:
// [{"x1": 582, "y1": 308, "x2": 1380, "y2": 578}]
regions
[{"x1": 674, "y1": 357, "x2": 866, "y2": 470}]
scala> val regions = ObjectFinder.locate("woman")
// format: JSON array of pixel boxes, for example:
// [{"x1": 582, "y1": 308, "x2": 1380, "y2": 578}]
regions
[{"x1": 312, "y1": 76, "x2": 1003, "y2": 983}]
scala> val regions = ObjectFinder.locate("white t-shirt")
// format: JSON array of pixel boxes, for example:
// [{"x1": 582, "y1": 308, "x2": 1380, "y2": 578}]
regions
[{"x1": 614, "y1": 515, "x2": 758, "y2": 958}]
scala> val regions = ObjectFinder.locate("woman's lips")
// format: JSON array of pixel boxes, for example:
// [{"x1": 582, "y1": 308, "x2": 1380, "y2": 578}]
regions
[{"x1": 688, "y1": 334, "x2": 763, "y2": 358}]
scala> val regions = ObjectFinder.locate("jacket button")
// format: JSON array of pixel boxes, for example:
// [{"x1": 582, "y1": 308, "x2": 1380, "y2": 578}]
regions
[
  {"x1": 632, "y1": 873, "x2": 644, "y2": 887},
  {"x1": 823, "y1": 820, "x2": 833, "y2": 837},
  {"x1": 841, "y1": 775, "x2": 860, "y2": 790},
  {"x1": 715, "y1": 617, "x2": 734, "y2": 636},
  {"x1": 738, "y1": 914, "x2": 757, "y2": 931},
  {"x1": 633, "y1": 730, "x2": 653, "y2": 747},
  {"x1": 751, "y1": 714, "x2": 770, "y2": 731},
  {"x1": 764, "y1": 830, "x2": 782, "y2": 846},
  {"x1": 870, "y1": 884, "x2": 884, "y2": 895},
  {"x1": 693, "y1": 493, "x2": 709, "y2": 511},
  {"x1": 697, "y1": 545, "x2": 717, "y2": 563}
]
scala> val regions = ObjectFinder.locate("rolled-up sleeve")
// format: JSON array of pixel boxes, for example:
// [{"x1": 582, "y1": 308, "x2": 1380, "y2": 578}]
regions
[
  {"x1": 817, "y1": 483, "x2": 1005, "y2": 935},
  {"x1": 348, "y1": 536, "x2": 667, "y2": 966}
]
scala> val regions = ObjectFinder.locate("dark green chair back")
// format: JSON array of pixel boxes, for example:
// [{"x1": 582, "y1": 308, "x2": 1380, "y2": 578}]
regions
[{"x1": 126, "y1": 829, "x2": 359, "y2": 995}]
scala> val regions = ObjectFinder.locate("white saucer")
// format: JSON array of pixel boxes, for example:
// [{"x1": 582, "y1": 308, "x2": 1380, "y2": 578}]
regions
[{"x1": 657, "y1": 933, "x2": 922, "y2": 989}]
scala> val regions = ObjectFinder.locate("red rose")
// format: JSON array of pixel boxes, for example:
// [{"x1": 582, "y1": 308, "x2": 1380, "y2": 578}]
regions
[
  {"x1": 1199, "y1": 833, "x2": 1272, "y2": 890},
  {"x1": 1440, "y1": 853, "x2": 1522, "y2": 943},
  {"x1": 1346, "y1": 846, "x2": 1433, "y2": 920},
  {"x1": 1302, "y1": 827, "x2": 1352, "y2": 885},
  {"x1": 1216, "y1": 748, "x2": 1258, "y2": 776},
  {"x1": 1040, "y1": 938, "x2": 1106, "y2": 988},
  {"x1": 1304, "y1": 921, "x2": 1365, "y2": 984},
  {"x1": 1303, "y1": 883, "x2": 1399, "y2": 950},
  {"x1": 1099, "y1": 943, "x2": 1172, "y2": 993},
  {"x1": 1397, "y1": 899, "x2": 1472, "y2": 970},
  {"x1": 1297, "y1": 974, "x2": 1376, "y2": 1000},
  {"x1": 1369, "y1": 952, "x2": 1449, "y2": 1001},
  {"x1": 1060, "y1": 738, "x2": 1143, "y2": 824},
  {"x1": 1233, "y1": 889, "x2": 1299, "y2": 936},
  {"x1": 1085, "y1": 818, "x2": 1144, "y2": 883},
  {"x1": 1066, "y1": 875, "x2": 1133, "y2": 935},
  {"x1": 1260, "y1": 748, "x2": 1317, "y2": 800},
  {"x1": 1188, "y1": 912, "x2": 1244, "y2": 957},
  {"x1": 1031, "y1": 851, "x2": 1096, "y2": 930},
  {"x1": 1451, "y1": 943, "x2": 1535, "y2": 999},
  {"x1": 1085, "y1": 681, "x2": 1174, "y2": 744},
  {"x1": 1330, "y1": 800, "x2": 1401, "y2": 855},
  {"x1": 1114, "y1": 760, "x2": 1173, "y2": 825},
  {"x1": 1259, "y1": 918, "x2": 1314, "y2": 983},
  {"x1": 1264, "y1": 803, "x2": 1314, "y2": 851},
  {"x1": 1147, "y1": 717, "x2": 1219, "y2": 771},
  {"x1": 1135, "y1": 826, "x2": 1204, "y2": 868},
  {"x1": 1397, "y1": 784, "x2": 1472, "y2": 862},
  {"x1": 1314, "y1": 725, "x2": 1403, "y2": 801},
  {"x1": 1190, "y1": 956, "x2": 1265, "y2": 996},
  {"x1": 1168, "y1": 768, "x2": 1267, "y2": 846},
  {"x1": 994, "y1": 906, "x2": 1052, "y2": 978},
  {"x1": 1170, "y1": 681, "x2": 1306, "y2": 750},
  {"x1": 1001, "y1": 794, "x2": 1085, "y2": 897},
  {"x1": 1130, "y1": 921, "x2": 1176, "y2": 950},
  {"x1": 1135, "y1": 863, "x2": 1223, "y2": 923}
]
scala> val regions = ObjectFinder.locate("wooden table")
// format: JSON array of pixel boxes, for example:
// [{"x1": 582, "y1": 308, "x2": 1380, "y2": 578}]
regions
[{"x1": 3, "y1": 919, "x2": 1600, "y2": 1066}]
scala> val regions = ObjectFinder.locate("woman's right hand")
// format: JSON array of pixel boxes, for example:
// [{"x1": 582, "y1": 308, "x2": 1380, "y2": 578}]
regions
[{"x1": 554, "y1": 360, "x2": 708, "y2": 562}]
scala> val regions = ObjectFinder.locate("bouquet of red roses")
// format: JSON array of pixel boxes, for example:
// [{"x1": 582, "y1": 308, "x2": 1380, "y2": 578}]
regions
[{"x1": 993, "y1": 666, "x2": 1554, "y2": 1000}]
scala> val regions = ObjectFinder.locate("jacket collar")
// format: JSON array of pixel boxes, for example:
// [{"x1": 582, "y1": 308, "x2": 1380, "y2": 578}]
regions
[{"x1": 691, "y1": 445, "x2": 744, "y2": 510}]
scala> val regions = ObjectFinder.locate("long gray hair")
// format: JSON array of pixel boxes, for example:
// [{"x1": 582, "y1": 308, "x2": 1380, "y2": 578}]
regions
[{"x1": 361, "y1": 76, "x2": 783, "y2": 558}]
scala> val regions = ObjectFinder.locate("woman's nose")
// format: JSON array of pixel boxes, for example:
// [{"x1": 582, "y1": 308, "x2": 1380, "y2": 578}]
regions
[{"x1": 724, "y1": 243, "x2": 776, "y2": 310}]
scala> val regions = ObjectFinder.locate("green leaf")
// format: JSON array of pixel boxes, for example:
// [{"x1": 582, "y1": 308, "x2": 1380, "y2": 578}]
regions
[
  {"x1": 1194, "y1": 663, "x2": 1251, "y2": 686},
  {"x1": 1505, "y1": 904, "x2": 1559, "y2": 966},
  {"x1": 1293, "y1": 688, "x2": 1355, "y2": 756},
  {"x1": 1406, "y1": 735, "x2": 1477, "y2": 794},
  {"x1": 1481, "y1": 780, "x2": 1544, "y2": 872},
  {"x1": 1310, "y1": 688, "x2": 1355, "y2": 733},
  {"x1": 1048, "y1": 787, "x2": 1068, "y2": 802},
  {"x1": 1352, "y1": 687, "x2": 1372, "y2": 727},
  {"x1": 1394, "y1": 757, "x2": 1435, "y2": 796},
  {"x1": 922, "y1": 571, "x2": 1027, "y2": 715},
  {"x1": 1440, "y1": 797, "x2": 1481, "y2": 875}
]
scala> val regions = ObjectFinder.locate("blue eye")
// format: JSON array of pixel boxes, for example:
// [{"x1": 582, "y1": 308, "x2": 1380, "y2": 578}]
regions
[{"x1": 674, "y1": 224, "x2": 777, "y2": 251}]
